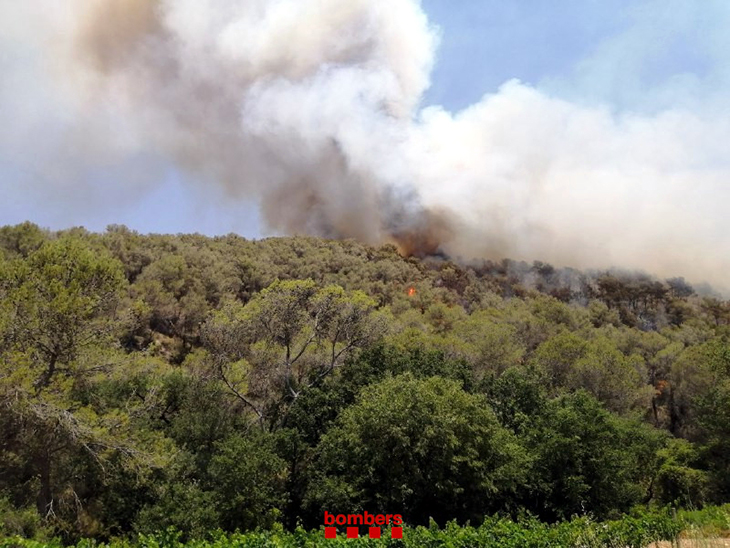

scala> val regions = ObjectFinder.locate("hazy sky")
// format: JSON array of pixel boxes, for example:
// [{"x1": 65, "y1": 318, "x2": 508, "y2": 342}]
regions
[{"x1": 1, "y1": 0, "x2": 722, "y2": 236}]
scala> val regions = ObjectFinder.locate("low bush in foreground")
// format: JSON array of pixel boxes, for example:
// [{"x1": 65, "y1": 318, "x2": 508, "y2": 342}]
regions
[
  {"x1": 3, "y1": 508, "x2": 713, "y2": 548},
  {"x1": 676, "y1": 504, "x2": 730, "y2": 539}
]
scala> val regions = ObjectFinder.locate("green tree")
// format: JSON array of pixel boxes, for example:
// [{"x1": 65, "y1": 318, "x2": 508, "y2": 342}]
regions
[
  {"x1": 567, "y1": 336, "x2": 652, "y2": 413},
  {"x1": 527, "y1": 391, "x2": 665, "y2": 520},
  {"x1": 653, "y1": 438, "x2": 709, "y2": 507},
  {"x1": 530, "y1": 332, "x2": 588, "y2": 393},
  {"x1": 0, "y1": 222, "x2": 47, "y2": 259},
  {"x1": 693, "y1": 341, "x2": 730, "y2": 500},
  {"x1": 667, "y1": 340, "x2": 725, "y2": 437},
  {"x1": 452, "y1": 310, "x2": 525, "y2": 380},
  {"x1": 207, "y1": 432, "x2": 288, "y2": 531},
  {"x1": 202, "y1": 280, "x2": 387, "y2": 427},
  {"x1": 0, "y1": 239, "x2": 162, "y2": 536},
  {"x1": 306, "y1": 374, "x2": 528, "y2": 526},
  {"x1": 1, "y1": 238, "x2": 125, "y2": 388}
]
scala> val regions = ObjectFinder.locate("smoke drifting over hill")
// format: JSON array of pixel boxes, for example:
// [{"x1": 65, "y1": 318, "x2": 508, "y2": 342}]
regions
[{"x1": 1, "y1": 0, "x2": 729, "y2": 289}]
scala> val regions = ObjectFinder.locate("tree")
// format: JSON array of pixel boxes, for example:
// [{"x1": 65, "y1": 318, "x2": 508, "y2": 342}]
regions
[
  {"x1": 201, "y1": 280, "x2": 388, "y2": 427},
  {"x1": 305, "y1": 374, "x2": 528, "y2": 526},
  {"x1": 666, "y1": 277, "x2": 694, "y2": 299},
  {"x1": 696, "y1": 378, "x2": 730, "y2": 500},
  {"x1": 566, "y1": 337, "x2": 652, "y2": 413},
  {"x1": 452, "y1": 311, "x2": 525, "y2": 380},
  {"x1": 526, "y1": 391, "x2": 666, "y2": 520},
  {"x1": 1, "y1": 238, "x2": 125, "y2": 389},
  {"x1": 530, "y1": 332, "x2": 588, "y2": 393},
  {"x1": 0, "y1": 238, "x2": 161, "y2": 535},
  {"x1": 483, "y1": 366, "x2": 547, "y2": 433},
  {"x1": 207, "y1": 432, "x2": 288, "y2": 531},
  {"x1": 653, "y1": 438, "x2": 709, "y2": 507},
  {"x1": 691, "y1": 340, "x2": 730, "y2": 500},
  {"x1": 0, "y1": 222, "x2": 47, "y2": 259},
  {"x1": 667, "y1": 340, "x2": 726, "y2": 438},
  {"x1": 700, "y1": 297, "x2": 730, "y2": 327}
]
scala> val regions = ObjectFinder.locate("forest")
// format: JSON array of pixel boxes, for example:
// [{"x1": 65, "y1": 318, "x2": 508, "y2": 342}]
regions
[{"x1": 0, "y1": 221, "x2": 729, "y2": 545}]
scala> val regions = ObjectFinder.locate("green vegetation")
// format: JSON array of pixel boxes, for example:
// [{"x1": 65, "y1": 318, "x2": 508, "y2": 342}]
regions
[
  {"x1": 1, "y1": 222, "x2": 729, "y2": 544},
  {"x1": 5, "y1": 507, "x2": 730, "y2": 548}
]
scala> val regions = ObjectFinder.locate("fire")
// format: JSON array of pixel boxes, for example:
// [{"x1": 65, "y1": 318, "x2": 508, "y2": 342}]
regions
[{"x1": 407, "y1": 287, "x2": 416, "y2": 297}]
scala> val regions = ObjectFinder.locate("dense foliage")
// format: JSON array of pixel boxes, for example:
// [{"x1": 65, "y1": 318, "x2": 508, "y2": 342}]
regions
[
  {"x1": 0, "y1": 508, "x2": 702, "y2": 548},
  {"x1": 1, "y1": 222, "x2": 729, "y2": 542}
]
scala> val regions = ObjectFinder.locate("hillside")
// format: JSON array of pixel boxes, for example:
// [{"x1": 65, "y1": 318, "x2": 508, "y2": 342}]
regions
[{"x1": 1, "y1": 222, "x2": 729, "y2": 542}]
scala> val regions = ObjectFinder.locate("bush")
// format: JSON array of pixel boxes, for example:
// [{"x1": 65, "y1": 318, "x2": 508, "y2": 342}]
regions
[{"x1": 0, "y1": 508, "x2": 694, "y2": 547}]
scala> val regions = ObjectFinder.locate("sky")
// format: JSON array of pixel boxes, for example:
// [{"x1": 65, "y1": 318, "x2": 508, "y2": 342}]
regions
[
  {"x1": 1, "y1": 0, "x2": 719, "y2": 236},
  {"x1": 422, "y1": 0, "x2": 636, "y2": 110},
  {"x1": 0, "y1": 0, "x2": 728, "y2": 288}
]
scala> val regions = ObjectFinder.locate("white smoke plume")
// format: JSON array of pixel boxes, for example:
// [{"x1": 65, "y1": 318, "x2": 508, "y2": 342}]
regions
[{"x1": 0, "y1": 0, "x2": 729, "y2": 290}]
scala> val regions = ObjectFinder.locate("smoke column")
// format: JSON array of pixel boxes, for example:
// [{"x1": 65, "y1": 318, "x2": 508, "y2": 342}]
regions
[{"x1": 1, "y1": 0, "x2": 729, "y2": 290}]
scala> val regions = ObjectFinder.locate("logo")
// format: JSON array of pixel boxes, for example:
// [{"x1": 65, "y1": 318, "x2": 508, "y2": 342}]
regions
[{"x1": 324, "y1": 511, "x2": 403, "y2": 539}]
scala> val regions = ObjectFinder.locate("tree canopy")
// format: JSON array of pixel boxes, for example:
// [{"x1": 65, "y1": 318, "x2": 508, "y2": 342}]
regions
[{"x1": 0, "y1": 223, "x2": 728, "y2": 541}]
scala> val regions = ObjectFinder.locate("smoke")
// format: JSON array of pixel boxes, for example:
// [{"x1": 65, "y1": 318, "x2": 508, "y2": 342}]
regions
[{"x1": 1, "y1": 0, "x2": 729, "y2": 290}]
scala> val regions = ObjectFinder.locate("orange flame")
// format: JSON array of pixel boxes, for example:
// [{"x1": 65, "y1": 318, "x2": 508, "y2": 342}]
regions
[{"x1": 407, "y1": 287, "x2": 416, "y2": 297}]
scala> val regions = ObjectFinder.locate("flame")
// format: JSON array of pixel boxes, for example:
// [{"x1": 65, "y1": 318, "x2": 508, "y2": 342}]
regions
[{"x1": 408, "y1": 287, "x2": 416, "y2": 297}]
